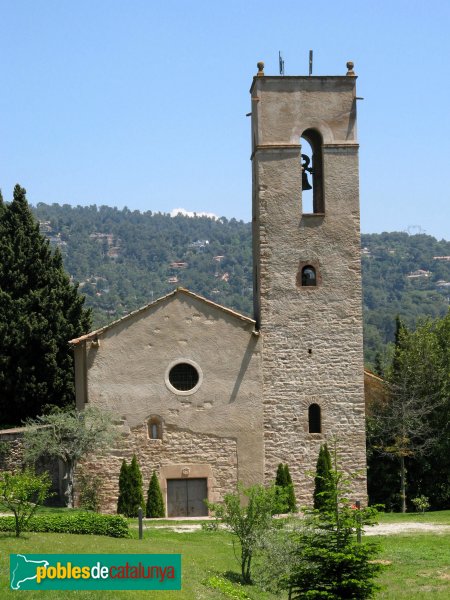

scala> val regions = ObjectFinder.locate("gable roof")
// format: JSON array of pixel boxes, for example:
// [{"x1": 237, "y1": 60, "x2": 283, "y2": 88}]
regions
[{"x1": 69, "y1": 287, "x2": 256, "y2": 346}]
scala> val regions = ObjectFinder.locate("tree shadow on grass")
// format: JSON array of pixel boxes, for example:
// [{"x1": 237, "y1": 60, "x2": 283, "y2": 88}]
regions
[{"x1": 222, "y1": 570, "x2": 248, "y2": 585}]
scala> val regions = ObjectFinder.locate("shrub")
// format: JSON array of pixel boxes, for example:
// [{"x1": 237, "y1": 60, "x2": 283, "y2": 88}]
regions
[
  {"x1": 203, "y1": 575, "x2": 252, "y2": 599},
  {"x1": 146, "y1": 471, "x2": 165, "y2": 518},
  {"x1": 77, "y1": 468, "x2": 102, "y2": 512},
  {"x1": 207, "y1": 484, "x2": 281, "y2": 584},
  {"x1": 0, "y1": 512, "x2": 129, "y2": 538},
  {"x1": 0, "y1": 469, "x2": 52, "y2": 537},
  {"x1": 411, "y1": 495, "x2": 430, "y2": 513}
]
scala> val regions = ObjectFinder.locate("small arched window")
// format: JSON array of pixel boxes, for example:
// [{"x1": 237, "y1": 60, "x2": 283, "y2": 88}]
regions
[
  {"x1": 308, "y1": 404, "x2": 321, "y2": 433},
  {"x1": 301, "y1": 129, "x2": 324, "y2": 214},
  {"x1": 302, "y1": 266, "x2": 317, "y2": 287},
  {"x1": 148, "y1": 416, "x2": 163, "y2": 440}
]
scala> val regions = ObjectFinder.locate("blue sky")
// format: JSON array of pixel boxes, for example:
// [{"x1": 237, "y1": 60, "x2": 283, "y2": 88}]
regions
[{"x1": 1, "y1": 0, "x2": 449, "y2": 240}]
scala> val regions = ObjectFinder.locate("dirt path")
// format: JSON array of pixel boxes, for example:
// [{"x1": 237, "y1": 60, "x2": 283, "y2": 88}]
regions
[
  {"x1": 147, "y1": 522, "x2": 450, "y2": 535},
  {"x1": 364, "y1": 522, "x2": 450, "y2": 536}
]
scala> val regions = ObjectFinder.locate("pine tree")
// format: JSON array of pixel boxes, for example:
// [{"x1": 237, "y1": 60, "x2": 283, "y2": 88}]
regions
[
  {"x1": 0, "y1": 185, "x2": 91, "y2": 424},
  {"x1": 313, "y1": 444, "x2": 333, "y2": 512},
  {"x1": 127, "y1": 455, "x2": 145, "y2": 517},
  {"x1": 283, "y1": 464, "x2": 297, "y2": 513},
  {"x1": 146, "y1": 471, "x2": 165, "y2": 518},
  {"x1": 117, "y1": 459, "x2": 131, "y2": 516}
]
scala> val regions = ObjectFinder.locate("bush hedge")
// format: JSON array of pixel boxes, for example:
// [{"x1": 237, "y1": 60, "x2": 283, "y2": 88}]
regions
[{"x1": 0, "y1": 512, "x2": 129, "y2": 538}]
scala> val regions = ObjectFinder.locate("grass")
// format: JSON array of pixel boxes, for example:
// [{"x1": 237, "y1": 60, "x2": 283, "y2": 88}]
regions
[
  {"x1": 0, "y1": 527, "x2": 278, "y2": 599},
  {"x1": 373, "y1": 532, "x2": 450, "y2": 599},
  {"x1": 377, "y1": 509, "x2": 450, "y2": 525},
  {"x1": 0, "y1": 509, "x2": 449, "y2": 598}
]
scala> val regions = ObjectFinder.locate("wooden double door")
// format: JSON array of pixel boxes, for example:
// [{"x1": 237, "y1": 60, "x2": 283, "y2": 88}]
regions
[{"x1": 167, "y1": 478, "x2": 208, "y2": 517}]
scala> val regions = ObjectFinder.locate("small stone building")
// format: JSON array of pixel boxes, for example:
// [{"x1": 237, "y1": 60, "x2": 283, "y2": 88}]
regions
[{"x1": 70, "y1": 62, "x2": 370, "y2": 515}]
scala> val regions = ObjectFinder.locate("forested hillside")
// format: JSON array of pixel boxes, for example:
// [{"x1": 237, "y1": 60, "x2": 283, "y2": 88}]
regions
[{"x1": 32, "y1": 203, "x2": 450, "y2": 367}]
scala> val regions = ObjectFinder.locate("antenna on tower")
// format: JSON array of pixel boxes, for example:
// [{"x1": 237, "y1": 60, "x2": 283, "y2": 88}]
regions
[
  {"x1": 309, "y1": 50, "x2": 313, "y2": 75},
  {"x1": 279, "y1": 51, "x2": 285, "y2": 76}
]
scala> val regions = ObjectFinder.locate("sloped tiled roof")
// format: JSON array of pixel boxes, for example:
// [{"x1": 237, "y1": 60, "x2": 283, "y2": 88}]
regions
[{"x1": 69, "y1": 287, "x2": 256, "y2": 346}]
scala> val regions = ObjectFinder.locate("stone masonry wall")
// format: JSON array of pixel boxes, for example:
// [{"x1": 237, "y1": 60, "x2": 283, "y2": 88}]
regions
[
  {"x1": 77, "y1": 422, "x2": 238, "y2": 514},
  {"x1": 252, "y1": 75, "x2": 367, "y2": 506},
  {"x1": 0, "y1": 429, "x2": 62, "y2": 502}
]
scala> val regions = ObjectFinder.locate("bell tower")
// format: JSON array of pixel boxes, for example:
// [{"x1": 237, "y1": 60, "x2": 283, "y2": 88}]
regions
[{"x1": 251, "y1": 61, "x2": 367, "y2": 503}]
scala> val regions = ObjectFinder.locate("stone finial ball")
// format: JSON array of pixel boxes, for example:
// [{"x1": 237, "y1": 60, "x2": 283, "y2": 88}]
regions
[
  {"x1": 346, "y1": 61, "x2": 355, "y2": 76},
  {"x1": 257, "y1": 61, "x2": 265, "y2": 76}
]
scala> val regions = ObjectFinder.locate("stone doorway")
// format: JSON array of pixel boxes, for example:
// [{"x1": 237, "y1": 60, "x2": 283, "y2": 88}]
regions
[{"x1": 167, "y1": 478, "x2": 208, "y2": 517}]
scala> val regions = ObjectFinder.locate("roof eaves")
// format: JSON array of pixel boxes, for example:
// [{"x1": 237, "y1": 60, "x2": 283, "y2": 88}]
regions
[{"x1": 69, "y1": 287, "x2": 255, "y2": 346}]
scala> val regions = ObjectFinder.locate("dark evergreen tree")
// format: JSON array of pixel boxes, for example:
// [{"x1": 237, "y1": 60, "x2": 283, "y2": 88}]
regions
[
  {"x1": 0, "y1": 185, "x2": 91, "y2": 425},
  {"x1": 313, "y1": 444, "x2": 333, "y2": 512},
  {"x1": 117, "y1": 459, "x2": 131, "y2": 516},
  {"x1": 275, "y1": 463, "x2": 287, "y2": 487},
  {"x1": 283, "y1": 464, "x2": 297, "y2": 513},
  {"x1": 146, "y1": 471, "x2": 165, "y2": 518},
  {"x1": 127, "y1": 455, "x2": 145, "y2": 517},
  {"x1": 274, "y1": 463, "x2": 297, "y2": 513}
]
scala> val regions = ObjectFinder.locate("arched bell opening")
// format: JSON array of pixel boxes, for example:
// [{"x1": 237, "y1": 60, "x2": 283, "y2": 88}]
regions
[{"x1": 300, "y1": 129, "x2": 324, "y2": 214}]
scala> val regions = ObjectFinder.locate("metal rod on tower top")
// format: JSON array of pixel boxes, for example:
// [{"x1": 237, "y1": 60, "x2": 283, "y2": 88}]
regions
[
  {"x1": 279, "y1": 51, "x2": 285, "y2": 76},
  {"x1": 309, "y1": 50, "x2": 313, "y2": 75}
]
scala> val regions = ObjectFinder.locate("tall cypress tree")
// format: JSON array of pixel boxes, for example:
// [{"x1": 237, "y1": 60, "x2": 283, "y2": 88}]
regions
[
  {"x1": 0, "y1": 185, "x2": 91, "y2": 424},
  {"x1": 283, "y1": 464, "x2": 297, "y2": 513},
  {"x1": 275, "y1": 463, "x2": 287, "y2": 487},
  {"x1": 117, "y1": 459, "x2": 131, "y2": 516},
  {"x1": 313, "y1": 444, "x2": 333, "y2": 512},
  {"x1": 128, "y1": 455, "x2": 145, "y2": 517},
  {"x1": 146, "y1": 471, "x2": 165, "y2": 518}
]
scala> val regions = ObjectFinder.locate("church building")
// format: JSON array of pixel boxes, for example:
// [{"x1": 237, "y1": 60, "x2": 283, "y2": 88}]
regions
[{"x1": 70, "y1": 62, "x2": 368, "y2": 516}]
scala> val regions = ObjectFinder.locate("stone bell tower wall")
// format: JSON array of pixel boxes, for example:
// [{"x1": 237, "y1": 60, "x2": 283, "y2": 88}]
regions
[{"x1": 251, "y1": 70, "x2": 367, "y2": 505}]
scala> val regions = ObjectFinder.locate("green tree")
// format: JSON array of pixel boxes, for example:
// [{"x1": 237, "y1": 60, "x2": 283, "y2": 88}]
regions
[
  {"x1": 369, "y1": 317, "x2": 445, "y2": 512},
  {"x1": 0, "y1": 185, "x2": 91, "y2": 425},
  {"x1": 313, "y1": 443, "x2": 333, "y2": 512},
  {"x1": 283, "y1": 464, "x2": 297, "y2": 513},
  {"x1": 24, "y1": 406, "x2": 117, "y2": 508},
  {"x1": 256, "y1": 447, "x2": 381, "y2": 599},
  {"x1": 208, "y1": 484, "x2": 280, "y2": 584},
  {"x1": 275, "y1": 463, "x2": 287, "y2": 487},
  {"x1": 0, "y1": 469, "x2": 52, "y2": 537},
  {"x1": 126, "y1": 455, "x2": 145, "y2": 518},
  {"x1": 146, "y1": 471, "x2": 165, "y2": 518},
  {"x1": 117, "y1": 459, "x2": 131, "y2": 516},
  {"x1": 274, "y1": 464, "x2": 297, "y2": 513}
]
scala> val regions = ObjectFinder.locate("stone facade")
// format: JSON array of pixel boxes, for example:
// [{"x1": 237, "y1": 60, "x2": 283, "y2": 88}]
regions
[
  {"x1": 251, "y1": 72, "x2": 367, "y2": 504},
  {"x1": 79, "y1": 422, "x2": 237, "y2": 514},
  {"x1": 68, "y1": 65, "x2": 369, "y2": 514},
  {"x1": 71, "y1": 289, "x2": 263, "y2": 514}
]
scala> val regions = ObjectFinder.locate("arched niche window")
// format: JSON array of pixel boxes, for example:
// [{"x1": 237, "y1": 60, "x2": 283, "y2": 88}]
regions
[
  {"x1": 302, "y1": 265, "x2": 317, "y2": 287},
  {"x1": 301, "y1": 129, "x2": 324, "y2": 214},
  {"x1": 147, "y1": 416, "x2": 163, "y2": 440},
  {"x1": 308, "y1": 403, "x2": 321, "y2": 433}
]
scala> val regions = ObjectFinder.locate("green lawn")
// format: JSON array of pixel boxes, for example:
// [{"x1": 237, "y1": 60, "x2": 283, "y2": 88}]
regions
[
  {"x1": 0, "y1": 527, "x2": 278, "y2": 599},
  {"x1": 373, "y1": 532, "x2": 450, "y2": 599},
  {"x1": 0, "y1": 511, "x2": 449, "y2": 598},
  {"x1": 377, "y1": 509, "x2": 450, "y2": 525}
]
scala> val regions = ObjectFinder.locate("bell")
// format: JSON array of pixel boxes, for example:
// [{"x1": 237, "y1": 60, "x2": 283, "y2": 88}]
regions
[
  {"x1": 302, "y1": 170, "x2": 312, "y2": 191},
  {"x1": 301, "y1": 153, "x2": 313, "y2": 190}
]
